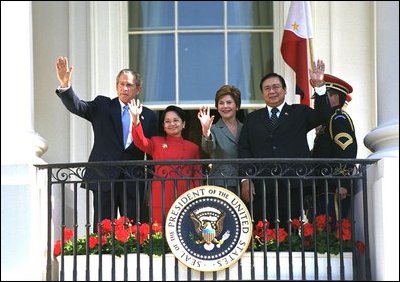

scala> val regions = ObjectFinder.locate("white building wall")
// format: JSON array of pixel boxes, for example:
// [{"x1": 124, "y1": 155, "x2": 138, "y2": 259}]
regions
[
  {"x1": 1, "y1": 1, "x2": 398, "y2": 281},
  {"x1": 1, "y1": 1, "x2": 48, "y2": 281}
]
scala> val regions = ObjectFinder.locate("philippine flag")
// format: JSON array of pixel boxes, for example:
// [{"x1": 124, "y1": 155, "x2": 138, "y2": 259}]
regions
[{"x1": 281, "y1": 1, "x2": 314, "y2": 106}]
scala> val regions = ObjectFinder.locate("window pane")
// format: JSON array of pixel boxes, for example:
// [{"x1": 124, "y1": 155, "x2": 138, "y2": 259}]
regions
[
  {"x1": 128, "y1": 1, "x2": 174, "y2": 31},
  {"x1": 179, "y1": 34, "x2": 224, "y2": 102},
  {"x1": 178, "y1": 1, "x2": 223, "y2": 29},
  {"x1": 128, "y1": 1, "x2": 275, "y2": 106},
  {"x1": 227, "y1": 1, "x2": 273, "y2": 28},
  {"x1": 129, "y1": 34, "x2": 176, "y2": 104},
  {"x1": 228, "y1": 32, "x2": 273, "y2": 104}
]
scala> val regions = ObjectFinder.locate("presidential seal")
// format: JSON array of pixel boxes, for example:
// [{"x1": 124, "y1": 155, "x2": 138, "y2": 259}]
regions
[{"x1": 165, "y1": 185, "x2": 252, "y2": 272}]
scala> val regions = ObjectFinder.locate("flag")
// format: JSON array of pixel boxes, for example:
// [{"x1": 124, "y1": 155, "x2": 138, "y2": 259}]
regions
[{"x1": 281, "y1": 1, "x2": 313, "y2": 106}]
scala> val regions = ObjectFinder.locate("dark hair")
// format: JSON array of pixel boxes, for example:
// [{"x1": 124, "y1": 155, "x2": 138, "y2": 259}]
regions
[
  {"x1": 116, "y1": 69, "x2": 142, "y2": 87},
  {"x1": 259, "y1": 73, "x2": 287, "y2": 91},
  {"x1": 215, "y1": 85, "x2": 241, "y2": 109},
  {"x1": 162, "y1": 105, "x2": 186, "y2": 123}
]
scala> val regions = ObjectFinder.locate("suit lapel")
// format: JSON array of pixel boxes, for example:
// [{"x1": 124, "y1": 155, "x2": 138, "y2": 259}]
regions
[
  {"x1": 111, "y1": 98, "x2": 124, "y2": 147},
  {"x1": 274, "y1": 103, "x2": 290, "y2": 130},
  {"x1": 217, "y1": 119, "x2": 238, "y2": 143}
]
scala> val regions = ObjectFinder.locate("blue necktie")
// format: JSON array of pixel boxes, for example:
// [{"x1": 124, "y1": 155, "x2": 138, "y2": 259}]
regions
[
  {"x1": 268, "y1": 108, "x2": 279, "y2": 131},
  {"x1": 122, "y1": 105, "x2": 130, "y2": 147}
]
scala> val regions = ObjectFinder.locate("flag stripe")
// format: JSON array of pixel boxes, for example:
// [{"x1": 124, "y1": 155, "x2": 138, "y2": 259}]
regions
[{"x1": 280, "y1": 1, "x2": 313, "y2": 106}]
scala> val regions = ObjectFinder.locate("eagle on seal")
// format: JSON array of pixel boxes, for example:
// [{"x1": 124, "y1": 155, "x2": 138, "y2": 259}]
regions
[{"x1": 190, "y1": 211, "x2": 225, "y2": 245}]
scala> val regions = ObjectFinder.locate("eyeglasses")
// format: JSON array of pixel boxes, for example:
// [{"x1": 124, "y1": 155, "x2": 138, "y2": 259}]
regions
[
  {"x1": 164, "y1": 119, "x2": 182, "y2": 125},
  {"x1": 264, "y1": 84, "x2": 282, "y2": 92}
]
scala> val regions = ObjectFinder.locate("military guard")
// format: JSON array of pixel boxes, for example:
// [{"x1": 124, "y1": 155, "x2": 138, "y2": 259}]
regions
[{"x1": 311, "y1": 73, "x2": 358, "y2": 226}]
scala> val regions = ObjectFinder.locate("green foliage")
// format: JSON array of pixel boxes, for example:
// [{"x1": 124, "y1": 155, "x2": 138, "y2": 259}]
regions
[{"x1": 142, "y1": 232, "x2": 170, "y2": 257}]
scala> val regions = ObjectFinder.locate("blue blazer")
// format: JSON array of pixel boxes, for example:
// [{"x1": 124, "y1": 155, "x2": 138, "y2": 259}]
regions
[{"x1": 56, "y1": 87, "x2": 158, "y2": 193}]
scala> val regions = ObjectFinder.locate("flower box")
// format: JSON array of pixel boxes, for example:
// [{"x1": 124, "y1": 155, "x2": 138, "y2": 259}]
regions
[
  {"x1": 240, "y1": 252, "x2": 353, "y2": 280},
  {"x1": 57, "y1": 251, "x2": 352, "y2": 280}
]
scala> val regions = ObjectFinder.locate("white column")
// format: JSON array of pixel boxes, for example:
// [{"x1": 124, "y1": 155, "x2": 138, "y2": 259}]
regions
[
  {"x1": 363, "y1": 3, "x2": 399, "y2": 281},
  {"x1": 1, "y1": 2, "x2": 48, "y2": 281},
  {"x1": 364, "y1": 2, "x2": 399, "y2": 158},
  {"x1": 1, "y1": 1, "x2": 48, "y2": 164}
]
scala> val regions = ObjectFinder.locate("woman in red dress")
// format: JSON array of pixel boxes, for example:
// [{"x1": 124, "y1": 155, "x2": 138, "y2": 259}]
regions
[{"x1": 129, "y1": 101, "x2": 201, "y2": 223}]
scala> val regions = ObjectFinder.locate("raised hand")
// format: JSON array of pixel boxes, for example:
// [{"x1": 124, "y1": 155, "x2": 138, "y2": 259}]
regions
[
  {"x1": 128, "y1": 99, "x2": 143, "y2": 126},
  {"x1": 197, "y1": 106, "x2": 215, "y2": 139},
  {"x1": 55, "y1": 57, "x2": 73, "y2": 88},
  {"x1": 309, "y1": 59, "x2": 325, "y2": 87},
  {"x1": 338, "y1": 187, "x2": 348, "y2": 200},
  {"x1": 240, "y1": 179, "x2": 255, "y2": 203}
]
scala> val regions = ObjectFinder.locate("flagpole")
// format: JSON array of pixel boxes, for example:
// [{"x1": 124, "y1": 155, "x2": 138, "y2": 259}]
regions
[{"x1": 309, "y1": 38, "x2": 315, "y2": 69}]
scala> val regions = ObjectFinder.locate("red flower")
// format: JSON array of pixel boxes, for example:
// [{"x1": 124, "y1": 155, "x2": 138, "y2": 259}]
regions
[
  {"x1": 260, "y1": 228, "x2": 287, "y2": 243},
  {"x1": 265, "y1": 228, "x2": 275, "y2": 242},
  {"x1": 253, "y1": 214, "x2": 365, "y2": 255},
  {"x1": 255, "y1": 220, "x2": 264, "y2": 231},
  {"x1": 302, "y1": 223, "x2": 314, "y2": 237},
  {"x1": 115, "y1": 228, "x2": 130, "y2": 243},
  {"x1": 53, "y1": 240, "x2": 62, "y2": 257},
  {"x1": 254, "y1": 220, "x2": 270, "y2": 238},
  {"x1": 336, "y1": 218, "x2": 351, "y2": 230},
  {"x1": 291, "y1": 219, "x2": 301, "y2": 230},
  {"x1": 115, "y1": 216, "x2": 132, "y2": 230},
  {"x1": 336, "y1": 228, "x2": 352, "y2": 241},
  {"x1": 355, "y1": 240, "x2": 365, "y2": 254},
  {"x1": 336, "y1": 218, "x2": 352, "y2": 241},
  {"x1": 53, "y1": 228, "x2": 74, "y2": 257},
  {"x1": 53, "y1": 217, "x2": 166, "y2": 257},
  {"x1": 139, "y1": 223, "x2": 150, "y2": 245},
  {"x1": 89, "y1": 236, "x2": 98, "y2": 249},
  {"x1": 64, "y1": 228, "x2": 74, "y2": 241},
  {"x1": 276, "y1": 228, "x2": 288, "y2": 243},
  {"x1": 98, "y1": 219, "x2": 112, "y2": 235},
  {"x1": 152, "y1": 222, "x2": 163, "y2": 233},
  {"x1": 315, "y1": 214, "x2": 331, "y2": 231}
]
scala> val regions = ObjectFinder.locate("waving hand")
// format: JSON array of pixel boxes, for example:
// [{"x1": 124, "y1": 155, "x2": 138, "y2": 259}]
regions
[{"x1": 128, "y1": 99, "x2": 143, "y2": 126}]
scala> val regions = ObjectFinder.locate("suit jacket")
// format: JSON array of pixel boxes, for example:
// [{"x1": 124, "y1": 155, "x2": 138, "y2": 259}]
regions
[
  {"x1": 56, "y1": 87, "x2": 158, "y2": 193},
  {"x1": 239, "y1": 103, "x2": 324, "y2": 159},
  {"x1": 201, "y1": 119, "x2": 243, "y2": 187},
  {"x1": 238, "y1": 95, "x2": 332, "y2": 181},
  {"x1": 238, "y1": 100, "x2": 330, "y2": 222}
]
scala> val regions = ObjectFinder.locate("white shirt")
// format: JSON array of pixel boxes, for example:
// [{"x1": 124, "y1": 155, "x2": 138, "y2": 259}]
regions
[{"x1": 266, "y1": 103, "x2": 285, "y2": 118}]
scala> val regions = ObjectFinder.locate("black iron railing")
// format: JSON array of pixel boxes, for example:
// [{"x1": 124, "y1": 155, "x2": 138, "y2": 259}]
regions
[{"x1": 36, "y1": 158, "x2": 377, "y2": 281}]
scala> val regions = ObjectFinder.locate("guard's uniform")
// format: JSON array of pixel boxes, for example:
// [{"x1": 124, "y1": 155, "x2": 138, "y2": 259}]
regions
[
  {"x1": 313, "y1": 108, "x2": 357, "y2": 160},
  {"x1": 311, "y1": 74, "x2": 357, "y2": 224}
]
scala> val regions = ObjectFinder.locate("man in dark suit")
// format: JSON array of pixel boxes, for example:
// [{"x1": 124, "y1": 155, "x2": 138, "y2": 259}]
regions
[
  {"x1": 55, "y1": 56, "x2": 158, "y2": 229},
  {"x1": 238, "y1": 60, "x2": 330, "y2": 227}
]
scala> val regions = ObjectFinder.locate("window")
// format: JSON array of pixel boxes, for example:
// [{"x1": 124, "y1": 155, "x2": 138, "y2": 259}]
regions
[{"x1": 128, "y1": 1, "x2": 274, "y2": 108}]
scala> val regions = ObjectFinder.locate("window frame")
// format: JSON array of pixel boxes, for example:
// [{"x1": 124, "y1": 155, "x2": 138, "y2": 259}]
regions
[{"x1": 127, "y1": 1, "x2": 287, "y2": 110}]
